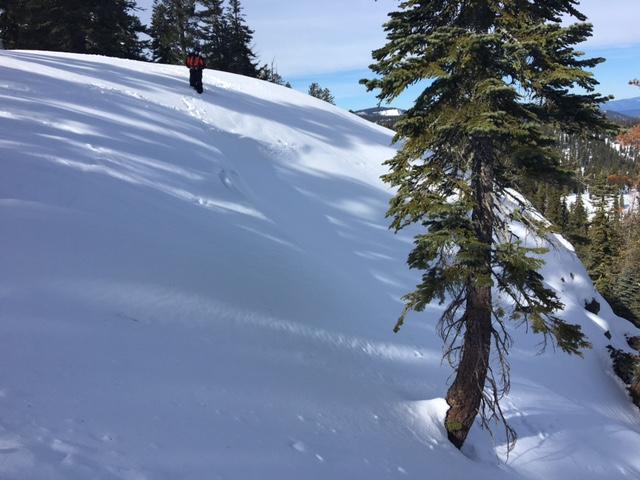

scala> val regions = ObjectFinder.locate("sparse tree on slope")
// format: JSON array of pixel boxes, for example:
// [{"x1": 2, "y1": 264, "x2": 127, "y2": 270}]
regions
[
  {"x1": 308, "y1": 82, "x2": 336, "y2": 105},
  {"x1": 363, "y1": 0, "x2": 612, "y2": 450},
  {"x1": 545, "y1": 186, "x2": 567, "y2": 227},
  {"x1": 587, "y1": 203, "x2": 614, "y2": 297},
  {"x1": 258, "y1": 60, "x2": 288, "y2": 86},
  {"x1": 586, "y1": 176, "x2": 623, "y2": 299},
  {"x1": 616, "y1": 239, "x2": 640, "y2": 326},
  {"x1": 567, "y1": 193, "x2": 589, "y2": 257},
  {"x1": 615, "y1": 210, "x2": 640, "y2": 326}
]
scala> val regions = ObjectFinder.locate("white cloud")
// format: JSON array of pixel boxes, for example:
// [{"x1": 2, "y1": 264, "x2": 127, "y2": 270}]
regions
[{"x1": 577, "y1": 0, "x2": 640, "y2": 48}]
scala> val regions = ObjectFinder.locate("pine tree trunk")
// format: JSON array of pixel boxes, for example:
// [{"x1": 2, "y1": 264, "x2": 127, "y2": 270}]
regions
[
  {"x1": 445, "y1": 141, "x2": 494, "y2": 449},
  {"x1": 444, "y1": 288, "x2": 492, "y2": 448}
]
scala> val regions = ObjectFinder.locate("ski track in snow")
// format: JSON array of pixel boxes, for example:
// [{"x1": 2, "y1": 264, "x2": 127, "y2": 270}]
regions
[{"x1": 1, "y1": 50, "x2": 640, "y2": 479}]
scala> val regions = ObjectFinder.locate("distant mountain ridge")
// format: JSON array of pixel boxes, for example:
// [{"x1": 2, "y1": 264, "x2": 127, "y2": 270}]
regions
[
  {"x1": 605, "y1": 110, "x2": 639, "y2": 126},
  {"x1": 604, "y1": 96, "x2": 640, "y2": 119},
  {"x1": 354, "y1": 106, "x2": 406, "y2": 117},
  {"x1": 352, "y1": 97, "x2": 640, "y2": 127},
  {"x1": 353, "y1": 106, "x2": 406, "y2": 128}
]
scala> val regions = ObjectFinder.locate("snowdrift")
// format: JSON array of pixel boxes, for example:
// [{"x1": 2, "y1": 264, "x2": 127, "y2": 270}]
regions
[{"x1": 1, "y1": 51, "x2": 639, "y2": 480}]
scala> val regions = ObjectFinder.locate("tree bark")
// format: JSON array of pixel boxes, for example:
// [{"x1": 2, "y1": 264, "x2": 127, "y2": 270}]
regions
[{"x1": 445, "y1": 141, "x2": 494, "y2": 449}]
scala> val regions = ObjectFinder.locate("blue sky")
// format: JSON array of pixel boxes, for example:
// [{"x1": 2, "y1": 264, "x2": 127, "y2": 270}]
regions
[{"x1": 136, "y1": 0, "x2": 640, "y2": 110}]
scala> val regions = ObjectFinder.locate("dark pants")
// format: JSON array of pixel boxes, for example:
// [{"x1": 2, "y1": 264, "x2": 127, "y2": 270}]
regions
[{"x1": 189, "y1": 69, "x2": 203, "y2": 94}]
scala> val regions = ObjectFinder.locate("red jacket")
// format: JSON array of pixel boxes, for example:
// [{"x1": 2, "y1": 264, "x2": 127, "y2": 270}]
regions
[{"x1": 186, "y1": 54, "x2": 205, "y2": 69}]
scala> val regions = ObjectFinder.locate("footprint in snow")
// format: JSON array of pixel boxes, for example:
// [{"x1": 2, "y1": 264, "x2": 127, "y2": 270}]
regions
[
  {"x1": 291, "y1": 441, "x2": 325, "y2": 463},
  {"x1": 291, "y1": 440, "x2": 306, "y2": 453},
  {"x1": 219, "y1": 169, "x2": 240, "y2": 191}
]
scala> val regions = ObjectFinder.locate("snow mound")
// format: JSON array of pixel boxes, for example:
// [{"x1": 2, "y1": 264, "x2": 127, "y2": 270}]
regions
[{"x1": 1, "y1": 51, "x2": 639, "y2": 480}]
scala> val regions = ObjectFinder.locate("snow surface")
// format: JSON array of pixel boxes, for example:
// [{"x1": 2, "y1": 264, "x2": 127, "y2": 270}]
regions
[
  {"x1": 355, "y1": 107, "x2": 406, "y2": 118},
  {"x1": 1, "y1": 50, "x2": 640, "y2": 480},
  {"x1": 566, "y1": 190, "x2": 640, "y2": 218},
  {"x1": 377, "y1": 109, "x2": 404, "y2": 117}
]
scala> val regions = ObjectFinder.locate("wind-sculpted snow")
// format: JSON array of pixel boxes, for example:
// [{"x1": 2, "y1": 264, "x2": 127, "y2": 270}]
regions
[{"x1": 1, "y1": 51, "x2": 639, "y2": 479}]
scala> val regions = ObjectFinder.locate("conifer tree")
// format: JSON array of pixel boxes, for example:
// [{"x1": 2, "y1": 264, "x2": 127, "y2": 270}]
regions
[
  {"x1": 258, "y1": 60, "x2": 288, "y2": 86},
  {"x1": 173, "y1": 0, "x2": 198, "y2": 58},
  {"x1": 363, "y1": 0, "x2": 611, "y2": 450},
  {"x1": 0, "y1": 0, "x2": 34, "y2": 49},
  {"x1": 0, "y1": 0, "x2": 144, "y2": 58},
  {"x1": 546, "y1": 187, "x2": 566, "y2": 227},
  {"x1": 149, "y1": 0, "x2": 197, "y2": 64},
  {"x1": 532, "y1": 184, "x2": 548, "y2": 215},
  {"x1": 198, "y1": 0, "x2": 228, "y2": 69},
  {"x1": 150, "y1": 0, "x2": 176, "y2": 63},
  {"x1": 615, "y1": 240, "x2": 640, "y2": 326},
  {"x1": 567, "y1": 193, "x2": 589, "y2": 256},
  {"x1": 224, "y1": 0, "x2": 258, "y2": 76},
  {"x1": 0, "y1": 0, "x2": 87, "y2": 51},
  {"x1": 590, "y1": 174, "x2": 614, "y2": 204},
  {"x1": 85, "y1": 1, "x2": 146, "y2": 59},
  {"x1": 47, "y1": 0, "x2": 92, "y2": 52},
  {"x1": 586, "y1": 175, "x2": 619, "y2": 295},
  {"x1": 609, "y1": 192, "x2": 624, "y2": 261},
  {"x1": 587, "y1": 204, "x2": 614, "y2": 297},
  {"x1": 561, "y1": 196, "x2": 570, "y2": 228},
  {"x1": 616, "y1": 210, "x2": 640, "y2": 326}
]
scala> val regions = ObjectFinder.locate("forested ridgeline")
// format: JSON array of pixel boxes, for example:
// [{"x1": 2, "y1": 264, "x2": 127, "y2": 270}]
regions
[
  {"x1": 521, "y1": 129, "x2": 640, "y2": 329},
  {"x1": 0, "y1": 0, "x2": 285, "y2": 84},
  {"x1": 0, "y1": 0, "x2": 145, "y2": 59}
]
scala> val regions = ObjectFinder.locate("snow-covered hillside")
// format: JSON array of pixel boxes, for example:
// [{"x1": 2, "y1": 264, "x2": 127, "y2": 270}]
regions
[
  {"x1": 566, "y1": 190, "x2": 640, "y2": 218},
  {"x1": 1, "y1": 51, "x2": 640, "y2": 480}
]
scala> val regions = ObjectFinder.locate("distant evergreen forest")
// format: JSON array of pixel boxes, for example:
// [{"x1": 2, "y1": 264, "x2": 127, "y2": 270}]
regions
[
  {"x1": 524, "y1": 128, "x2": 640, "y2": 328},
  {"x1": 0, "y1": 0, "x2": 288, "y2": 85},
  {"x1": 0, "y1": 0, "x2": 147, "y2": 59}
]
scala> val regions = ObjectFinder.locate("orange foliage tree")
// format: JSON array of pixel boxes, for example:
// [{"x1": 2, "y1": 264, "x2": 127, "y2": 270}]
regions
[{"x1": 618, "y1": 125, "x2": 640, "y2": 147}]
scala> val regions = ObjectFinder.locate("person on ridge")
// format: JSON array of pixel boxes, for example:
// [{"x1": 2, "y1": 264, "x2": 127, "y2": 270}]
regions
[{"x1": 186, "y1": 49, "x2": 206, "y2": 94}]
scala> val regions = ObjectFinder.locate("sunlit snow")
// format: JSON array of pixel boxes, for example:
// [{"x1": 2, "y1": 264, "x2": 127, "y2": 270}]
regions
[{"x1": 1, "y1": 51, "x2": 639, "y2": 480}]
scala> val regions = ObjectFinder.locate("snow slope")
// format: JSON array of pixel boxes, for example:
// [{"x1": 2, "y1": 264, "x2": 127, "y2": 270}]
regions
[
  {"x1": 1, "y1": 50, "x2": 640, "y2": 480},
  {"x1": 566, "y1": 190, "x2": 640, "y2": 218}
]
